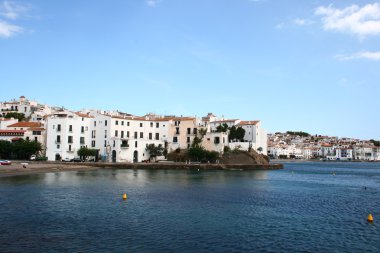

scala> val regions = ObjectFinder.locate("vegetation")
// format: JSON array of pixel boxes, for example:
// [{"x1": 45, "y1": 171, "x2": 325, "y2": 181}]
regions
[
  {"x1": 0, "y1": 139, "x2": 42, "y2": 160},
  {"x1": 77, "y1": 147, "x2": 98, "y2": 161},
  {"x1": 370, "y1": 139, "x2": 380, "y2": 147},
  {"x1": 286, "y1": 131, "x2": 310, "y2": 137},
  {"x1": 146, "y1": 143, "x2": 165, "y2": 161},
  {"x1": 216, "y1": 123, "x2": 229, "y2": 133},
  {"x1": 4, "y1": 112, "x2": 25, "y2": 121},
  {"x1": 228, "y1": 126, "x2": 245, "y2": 141},
  {"x1": 188, "y1": 136, "x2": 220, "y2": 162}
]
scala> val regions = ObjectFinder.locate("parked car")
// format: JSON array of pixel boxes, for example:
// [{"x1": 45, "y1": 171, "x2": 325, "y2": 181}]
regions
[
  {"x1": 30, "y1": 155, "x2": 36, "y2": 161},
  {"x1": 0, "y1": 160, "x2": 12, "y2": 165},
  {"x1": 62, "y1": 157, "x2": 71, "y2": 162},
  {"x1": 72, "y1": 157, "x2": 82, "y2": 162}
]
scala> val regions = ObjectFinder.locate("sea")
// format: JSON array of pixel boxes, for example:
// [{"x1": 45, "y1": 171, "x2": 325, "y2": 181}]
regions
[{"x1": 0, "y1": 162, "x2": 379, "y2": 252}]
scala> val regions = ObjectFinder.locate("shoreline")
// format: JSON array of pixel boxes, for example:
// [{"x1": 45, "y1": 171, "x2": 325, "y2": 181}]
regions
[{"x1": 0, "y1": 161, "x2": 283, "y2": 178}]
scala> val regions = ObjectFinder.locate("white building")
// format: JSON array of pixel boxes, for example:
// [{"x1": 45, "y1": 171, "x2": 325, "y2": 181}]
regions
[{"x1": 46, "y1": 111, "x2": 93, "y2": 161}]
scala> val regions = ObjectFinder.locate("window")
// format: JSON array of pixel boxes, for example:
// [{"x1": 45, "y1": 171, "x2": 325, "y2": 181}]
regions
[
  {"x1": 104, "y1": 140, "x2": 107, "y2": 147},
  {"x1": 135, "y1": 141, "x2": 138, "y2": 148},
  {"x1": 173, "y1": 137, "x2": 178, "y2": 143},
  {"x1": 92, "y1": 140, "x2": 96, "y2": 147},
  {"x1": 115, "y1": 130, "x2": 118, "y2": 137},
  {"x1": 155, "y1": 133, "x2": 159, "y2": 140},
  {"x1": 57, "y1": 145, "x2": 60, "y2": 149},
  {"x1": 149, "y1": 133, "x2": 152, "y2": 140},
  {"x1": 187, "y1": 137, "x2": 190, "y2": 143},
  {"x1": 187, "y1": 128, "x2": 191, "y2": 134},
  {"x1": 121, "y1": 131, "x2": 124, "y2": 138},
  {"x1": 68, "y1": 136, "x2": 73, "y2": 144},
  {"x1": 121, "y1": 121, "x2": 124, "y2": 126},
  {"x1": 57, "y1": 124, "x2": 61, "y2": 131},
  {"x1": 69, "y1": 145, "x2": 72, "y2": 151},
  {"x1": 56, "y1": 135, "x2": 61, "y2": 143},
  {"x1": 150, "y1": 122, "x2": 153, "y2": 127},
  {"x1": 140, "y1": 123, "x2": 143, "y2": 127},
  {"x1": 176, "y1": 127, "x2": 180, "y2": 134},
  {"x1": 127, "y1": 122, "x2": 130, "y2": 126},
  {"x1": 26, "y1": 137, "x2": 30, "y2": 141},
  {"x1": 69, "y1": 125, "x2": 73, "y2": 132},
  {"x1": 134, "y1": 132, "x2": 138, "y2": 139},
  {"x1": 113, "y1": 140, "x2": 115, "y2": 147},
  {"x1": 105, "y1": 120, "x2": 108, "y2": 126},
  {"x1": 80, "y1": 137, "x2": 85, "y2": 144},
  {"x1": 193, "y1": 128, "x2": 197, "y2": 135},
  {"x1": 34, "y1": 137, "x2": 38, "y2": 142},
  {"x1": 127, "y1": 131, "x2": 130, "y2": 138},
  {"x1": 81, "y1": 126, "x2": 84, "y2": 133},
  {"x1": 116, "y1": 120, "x2": 119, "y2": 125},
  {"x1": 105, "y1": 130, "x2": 107, "y2": 138},
  {"x1": 94, "y1": 121, "x2": 96, "y2": 127},
  {"x1": 214, "y1": 137, "x2": 220, "y2": 144},
  {"x1": 140, "y1": 132, "x2": 143, "y2": 138},
  {"x1": 156, "y1": 122, "x2": 159, "y2": 128}
]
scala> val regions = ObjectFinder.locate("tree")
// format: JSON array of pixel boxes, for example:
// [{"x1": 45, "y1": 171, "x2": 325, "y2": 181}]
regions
[
  {"x1": 77, "y1": 147, "x2": 97, "y2": 161},
  {"x1": 370, "y1": 139, "x2": 380, "y2": 147},
  {"x1": 146, "y1": 144, "x2": 164, "y2": 161},
  {"x1": 236, "y1": 127, "x2": 245, "y2": 141},
  {"x1": 198, "y1": 128, "x2": 207, "y2": 139},
  {"x1": 0, "y1": 139, "x2": 42, "y2": 160},
  {"x1": 0, "y1": 140, "x2": 13, "y2": 159},
  {"x1": 229, "y1": 126, "x2": 237, "y2": 141},
  {"x1": 4, "y1": 112, "x2": 25, "y2": 121},
  {"x1": 257, "y1": 147, "x2": 263, "y2": 153},
  {"x1": 216, "y1": 123, "x2": 229, "y2": 133}
]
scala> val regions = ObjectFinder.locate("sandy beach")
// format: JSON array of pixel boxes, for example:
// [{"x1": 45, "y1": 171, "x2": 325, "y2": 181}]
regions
[{"x1": 0, "y1": 161, "x2": 97, "y2": 178}]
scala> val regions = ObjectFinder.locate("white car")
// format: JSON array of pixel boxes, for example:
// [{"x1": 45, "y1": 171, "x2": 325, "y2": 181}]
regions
[{"x1": 30, "y1": 155, "x2": 36, "y2": 161}]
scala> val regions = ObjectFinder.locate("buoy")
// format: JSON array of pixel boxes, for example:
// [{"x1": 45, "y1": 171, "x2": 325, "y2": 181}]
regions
[
  {"x1": 367, "y1": 214, "x2": 374, "y2": 222},
  {"x1": 122, "y1": 193, "x2": 127, "y2": 200}
]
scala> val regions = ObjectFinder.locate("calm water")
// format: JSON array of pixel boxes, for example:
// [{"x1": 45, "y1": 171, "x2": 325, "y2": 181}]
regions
[{"x1": 0, "y1": 162, "x2": 380, "y2": 252}]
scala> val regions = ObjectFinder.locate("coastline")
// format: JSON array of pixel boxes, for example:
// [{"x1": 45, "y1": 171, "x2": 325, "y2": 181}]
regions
[{"x1": 0, "y1": 161, "x2": 283, "y2": 178}]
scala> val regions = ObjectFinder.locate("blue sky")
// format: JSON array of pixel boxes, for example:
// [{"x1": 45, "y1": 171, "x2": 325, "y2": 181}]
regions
[{"x1": 1, "y1": 0, "x2": 379, "y2": 139}]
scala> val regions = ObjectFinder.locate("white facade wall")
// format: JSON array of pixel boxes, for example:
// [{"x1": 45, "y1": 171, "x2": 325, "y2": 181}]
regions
[
  {"x1": 0, "y1": 118, "x2": 18, "y2": 130},
  {"x1": 46, "y1": 112, "x2": 93, "y2": 161}
]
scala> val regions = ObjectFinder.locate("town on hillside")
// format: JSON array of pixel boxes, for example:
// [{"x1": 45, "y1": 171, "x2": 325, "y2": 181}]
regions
[
  {"x1": 1, "y1": 96, "x2": 379, "y2": 163},
  {"x1": 0, "y1": 96, "x2": 267, "y2": 163},
  {"x1": 268, "y1": 132, "x2": 380, "y2": 161}
]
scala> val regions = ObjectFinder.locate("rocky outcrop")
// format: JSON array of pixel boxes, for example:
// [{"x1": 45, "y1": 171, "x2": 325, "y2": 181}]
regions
[{"x1": 221, "y1": 150, "x2": 269, "y2": 165}]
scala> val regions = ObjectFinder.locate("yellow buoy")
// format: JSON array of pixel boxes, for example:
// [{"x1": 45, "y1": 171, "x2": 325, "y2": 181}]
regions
[
  {"x1": 367, "y1": 214, "x2": 374, "y2": 222},
  {"x1": 122, "y1": 193, "x2": 127, "y2": 200}
]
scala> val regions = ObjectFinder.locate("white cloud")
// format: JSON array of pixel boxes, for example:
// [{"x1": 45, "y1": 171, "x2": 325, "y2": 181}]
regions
[
  {"x1": 0, "y1": 1, "x2": 29, "y2": 20},
  {"x1": 293, "y1": 18, "x2": 314, "y2": 26},
  {"x1": 146, "y1": 0, "x2": 161, "y2": 7},
  {"x1": 275, "y1": 22, "x2": 284, "y2": 29},
  {"x1": 0, "y1": 19, "x2": 22, "y2": 38},
  {"x1": 315, "y1": 3, "x2": 380, "y2": 37},
  {"x1": 335, "y1": 51, "x2": 380, "y2": 61}
]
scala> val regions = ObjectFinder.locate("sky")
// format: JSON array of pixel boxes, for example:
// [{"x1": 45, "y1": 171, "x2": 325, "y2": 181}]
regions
[{"x1": 0, "y1": 0, "x2": 379, "y2": 140}]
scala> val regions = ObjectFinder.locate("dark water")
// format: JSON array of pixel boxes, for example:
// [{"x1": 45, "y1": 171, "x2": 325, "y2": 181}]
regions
[{"x1": 0, "y1": 162, "x2": 380, "y2": 252}]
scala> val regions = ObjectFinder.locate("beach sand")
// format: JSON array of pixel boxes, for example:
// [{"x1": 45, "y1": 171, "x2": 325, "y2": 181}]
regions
[{"x1": 0, "y1": 162, "x2": 97, "y2": 177}]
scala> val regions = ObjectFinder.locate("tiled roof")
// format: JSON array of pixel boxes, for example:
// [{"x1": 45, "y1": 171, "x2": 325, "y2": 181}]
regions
[
  {"x1": 237, "y1": 120, "x2": 260, "y2": 126},
  {"x1": 7, "y1": 122, "x2": 42, "y2": 128},
  {"x1": 75, "y1": 112, "x2": 94, "y2": 118},
  {"x1": 27, "y1": 127, "x2": 45, "y2": 131}
]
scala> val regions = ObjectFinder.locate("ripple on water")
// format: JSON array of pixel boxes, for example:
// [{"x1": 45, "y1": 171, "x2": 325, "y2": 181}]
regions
[{"x1": 0, "y1": 163, "x2": 380, "y2": 252}]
